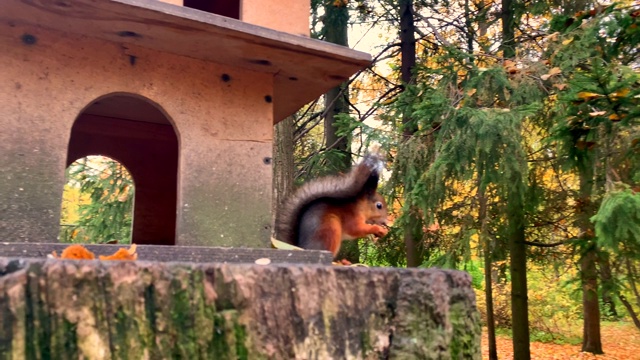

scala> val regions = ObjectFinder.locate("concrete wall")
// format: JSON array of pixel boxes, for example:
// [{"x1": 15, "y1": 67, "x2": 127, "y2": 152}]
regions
[{"x1": 0, "y1": 24, "x2": 274, "y2": 247}]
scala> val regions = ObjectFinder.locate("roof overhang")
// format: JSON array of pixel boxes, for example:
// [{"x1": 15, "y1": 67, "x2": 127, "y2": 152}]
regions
[{"x1": 0, "y1": 0, "x2": 372, "y2": 124}]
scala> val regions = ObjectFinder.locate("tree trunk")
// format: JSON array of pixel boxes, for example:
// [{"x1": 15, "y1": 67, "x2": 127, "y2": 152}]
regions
[
  {"x1": 399, "y1": 0, "x2": 422, "y2": 268},
  {"x1": 600, "y1": 255, "x2": 618, "y2": 319},
  {"x1": 507, "y1": 175, "x2": 530, "y2": 360},
  {"x1": 501, "y1": 1, "x2": 529, "y2": 358},
  {"x1": 323, "y1": 0, "x2": 357, "y2": 263},
  {"x1": 478, "y1": 170, "x2": 497, "y2": 360},
  {"x1": 581, "y1": 249, "x2": 603, "y2": 353},
  {"x1": 464, "y1": 0, "x2": 474, "y2": 55},
  {"x1": 577, "y1": 161, "x2": 603, "y2": 354},
  {"x1": 272, "y1": 116, "x2": 295, "y2": 240},
  {"x1": 625, "y1": 258, "x2": 640, "y2": 308},
  {"x1": 324, "y1": 84, "x2": 351, "y2": 168},
  {"x1": 618, "y1": 293, "x2": 640, "y2": 330},
  {"x1": 500, "y1": 0, "x2": 515, "y2": 59},
  {"x1": 322, "y1": 0, "x2": 351, "y2": 170}
]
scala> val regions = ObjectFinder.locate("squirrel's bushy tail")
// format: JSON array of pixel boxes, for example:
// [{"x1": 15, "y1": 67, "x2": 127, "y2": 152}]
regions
[{"x1": 274, "y1": 153, "x2": 384, "y2": 246}]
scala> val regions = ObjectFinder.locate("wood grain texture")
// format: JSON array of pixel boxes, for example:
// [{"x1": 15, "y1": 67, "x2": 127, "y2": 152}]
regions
[
  {"x1": 0, "y1": 259, "x2": 481, "y2": 359},
  {"x1": 0, "y1": 0, "x2": 372, "y2": 122},
  {"x1": 0, "y1": 242, "x2": 333, "y2": 264}
]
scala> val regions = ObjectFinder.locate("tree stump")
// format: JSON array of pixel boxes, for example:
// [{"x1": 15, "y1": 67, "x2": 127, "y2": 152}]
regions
[{"x1": 0, "y1": 258, "x2": 481, "y2": 359}]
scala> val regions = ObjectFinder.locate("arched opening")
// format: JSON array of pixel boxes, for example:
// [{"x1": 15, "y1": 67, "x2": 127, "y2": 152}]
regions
[
  {"x1": 66, "y1": 94, "x2": 179, "y2": 245},
  {"x1": 60, "y1": 156, "x2": 135, "y2": 244},
  {"x1": 183, "y1": 0, "x2": 240, "y2": 19}
]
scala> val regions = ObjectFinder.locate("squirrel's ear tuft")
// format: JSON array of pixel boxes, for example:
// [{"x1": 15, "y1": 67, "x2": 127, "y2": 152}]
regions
[
  {"x1": 360, "y1": 153, "x2": 384, "y2": 194},
  {"x1": 362, "y1": 153, "x2": 385, "y2": 176}
]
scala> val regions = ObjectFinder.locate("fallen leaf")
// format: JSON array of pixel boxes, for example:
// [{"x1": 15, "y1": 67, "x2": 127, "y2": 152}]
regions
[
  {"x1": 562, "y1": 38, "x2": 574, "y2": 45},
  {"x1": 541, "y1": 67, "x2": 563, "y2": 80},
  {"x1": 99, "y1": 244, "x2": 137, "y2": 261},
  {"x1": 589, "y1": 111, "x2": 606, "y2": 116},
  {"x1": 55, "y1": 244, "x2": 96, "y2": 260},
  {"x1": 547, "y1": 32, "x2": 560, "y2": 42},
  {"x1": 271, "y1": 237, "x2": 303, "y2": 251},
  {"x1": 467, "y1": 88, "x2": 477, "y2": 96},
  {"x1": 553, "y1": 83, "x2": 568, "y2": 90}
]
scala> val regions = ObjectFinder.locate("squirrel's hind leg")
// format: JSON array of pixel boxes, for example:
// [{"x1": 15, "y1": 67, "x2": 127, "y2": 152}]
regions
[
  {"x1": 298, "y1": 211, "x2": 342, "y2": 256},
  {"x1": 312, "y1": 215, "x2": 343, "y2": 256}
]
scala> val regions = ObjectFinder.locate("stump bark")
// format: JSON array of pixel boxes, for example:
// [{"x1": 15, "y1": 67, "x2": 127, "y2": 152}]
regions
[{"x1": 0, "y1": 258, "x2": 481, "y2": 359}]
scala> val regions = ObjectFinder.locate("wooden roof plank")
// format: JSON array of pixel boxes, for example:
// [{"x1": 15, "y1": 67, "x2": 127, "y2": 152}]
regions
[{"x1": 0, "y1": 0, "x2": 372, "y2": 122}]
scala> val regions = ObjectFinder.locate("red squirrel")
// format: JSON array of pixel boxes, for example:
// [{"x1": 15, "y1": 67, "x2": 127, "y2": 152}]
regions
[{"x1": 275, "y1": 153, "x2": 389, "y2": 256}]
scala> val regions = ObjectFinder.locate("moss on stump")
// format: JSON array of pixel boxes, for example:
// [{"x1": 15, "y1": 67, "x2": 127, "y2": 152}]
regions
[{"x1": 0, "y1": 259, "x2": 481, "y2": 359}]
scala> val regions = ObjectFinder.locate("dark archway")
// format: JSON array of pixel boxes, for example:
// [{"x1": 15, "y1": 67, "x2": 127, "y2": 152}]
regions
[
  {"x1": 67, "y1": 94, "x2": 179, "y2": 245},
  {"x1": 183, "y1": 0, "x2": 240, "y2": 19}
]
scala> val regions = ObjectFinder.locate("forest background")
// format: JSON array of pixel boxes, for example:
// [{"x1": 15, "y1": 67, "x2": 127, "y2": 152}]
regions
[{"x1": 59, "y1": 0, "x2": 640, "y2": 359}]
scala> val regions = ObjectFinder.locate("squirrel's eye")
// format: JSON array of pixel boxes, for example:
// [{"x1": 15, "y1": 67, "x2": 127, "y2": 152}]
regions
[{"x1": 376, "y1": 202, "x2": 383, "y2": 209}]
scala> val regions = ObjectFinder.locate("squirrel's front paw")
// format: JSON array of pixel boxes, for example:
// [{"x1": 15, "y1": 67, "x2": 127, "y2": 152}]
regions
[{"x1": 373, "y1": 225, "x2": 388, "y2": 238}]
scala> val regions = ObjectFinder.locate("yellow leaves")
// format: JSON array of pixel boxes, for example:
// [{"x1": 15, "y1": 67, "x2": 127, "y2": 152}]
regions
[
  {"x1": 380, "y1": 97, "x2": 396, "y2": 106},
  {"x1": 541, "y1": 67, "x2": 562, "y2": 81},
  {"x1": 609, "y1": 113, "x2": 626, "y2": 122},
  {"x1": 562, "y1": 38, "x2": 574, "y2": 45},
  {"x1": 576, "y1": 91, "x2": 604, "y2": 101},
  {"x1": 608, "y1": 88, "x2": 630, "y2": 100}
]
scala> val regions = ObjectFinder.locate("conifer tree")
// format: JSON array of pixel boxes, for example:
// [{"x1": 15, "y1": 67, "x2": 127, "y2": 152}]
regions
[{"x1": 546, "y1": 4, "x2": 640, "y2": 353}]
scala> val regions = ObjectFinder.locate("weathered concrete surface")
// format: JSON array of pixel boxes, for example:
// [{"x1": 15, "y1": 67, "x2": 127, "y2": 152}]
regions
[
  {"x1": 0, "y1": 259, "x2": 480, "y2": 359},
  {"x1": 0, "y1": 243, "x2": 333, "y2": 265}
]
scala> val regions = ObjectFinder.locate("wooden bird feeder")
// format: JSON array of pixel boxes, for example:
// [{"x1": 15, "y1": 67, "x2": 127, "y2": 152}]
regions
[{"x1": 0, "y1": 0, "x2": 371, "y2": 257}]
